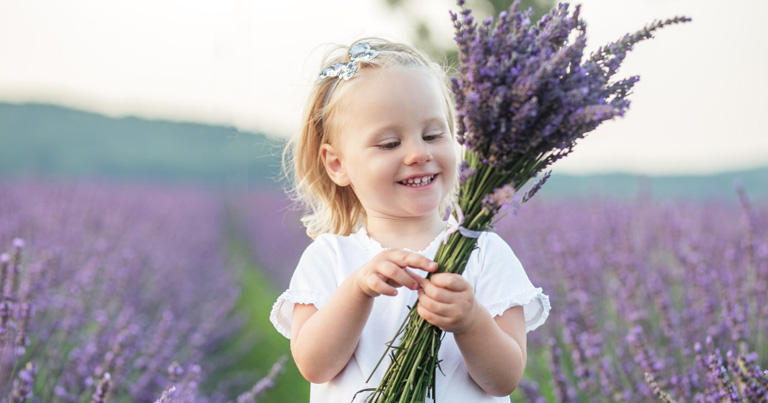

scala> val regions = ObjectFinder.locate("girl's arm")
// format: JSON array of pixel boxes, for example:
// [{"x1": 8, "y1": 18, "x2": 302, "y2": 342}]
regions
[
  {"x1": 455, "y1": 306, "x2": 526, "y2": 396},
  {"x1": 417, "y1": 273, "x2": 527, "y2": 396},
  {"x1": 291, "y1": 250, "x2": 438, "y2": 384},
  {"x1": 290, "y1": 279, "x2": 372, "y2": 384}
]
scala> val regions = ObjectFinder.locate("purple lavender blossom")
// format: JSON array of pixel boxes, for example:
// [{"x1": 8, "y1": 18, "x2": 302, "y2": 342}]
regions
[
  {"x1": 0, "y1": 181, "x2": 271, "y2": 401},
  {"x1": 0, "y1": 253, "x2": 8, "y2": 298},
  {"x1": 458, "y1": 161, "x2": 476, "y2": 187},
  {"x1": 482, "y1": 183, "x2": 517, "y2": 212},
  {"x1": 495, "y1": 194, "x2": 768, "y2": 401},
  {"x1": 168, "y1": 361, "x2": 184, "y2": 383},
  {"x1": 231, "y1": 189, "x2": 310, "y2": 289},
  {"x1": 522, "y1": 171, "x2": 551, "y2": 203},
  {"x1": 645, "y1": 372, "x2": 676, "y2": 403},
  {"x1": 236, "y1": 356, "x2": 287, "y2": 403},
  {"x1": 450, "y1": 0, "x2": 690, "y2": 204},
  {"x1": 90, "y1": 372, "x2": 111, "y2": 403},
  {"x1": 10, "y1": 361, "x2": 36, "y2": 402},
  {"x1": 154, "y1": 386, "x2": 176, "y2": 403}
]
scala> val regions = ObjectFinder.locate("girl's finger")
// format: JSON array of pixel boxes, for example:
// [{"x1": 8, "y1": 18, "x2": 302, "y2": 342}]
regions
[
  {"x1": 417, "y1": 277, "x2": 451, "y2": 302},
  {"x1": 418, "y1": 290, "x2": 453, "y2": 317},
  {"x1": 416, "y1": 298, "x2": 454, "y2": 330},
  {"x1": 428, "y1": 273, "x2": 469, "y2": 292},
  {"x1": 370, "y1": 275, "x2": 398, "y2": 296},
  {"x1": 385, "y1": 250, "x2": 438, "y2": 272},
  {"x1": 404, "y1": 267, "x2": 424, "y2": 285},
  {"x1": 380, "y1": 261, "x2": 419, "y2": 290}
]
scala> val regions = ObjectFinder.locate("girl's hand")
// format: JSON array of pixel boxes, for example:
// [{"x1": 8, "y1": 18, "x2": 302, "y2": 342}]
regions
[
  {"x1": 416, "y1": 273, "x2": 479, "y2": 334},
  {"x1": 355, "y1": 249, "x2": 438, "y2": 298}
]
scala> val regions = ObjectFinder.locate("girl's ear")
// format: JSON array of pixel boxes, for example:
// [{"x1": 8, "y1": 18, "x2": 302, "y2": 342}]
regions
[{"x1": 320, "y1": 143, "x2": 351, "y2": 186}]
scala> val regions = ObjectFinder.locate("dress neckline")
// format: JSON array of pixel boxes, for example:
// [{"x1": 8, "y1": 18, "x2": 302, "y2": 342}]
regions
[{"x1": 351, "y1": 226, "x2": 446, "y2": 254}]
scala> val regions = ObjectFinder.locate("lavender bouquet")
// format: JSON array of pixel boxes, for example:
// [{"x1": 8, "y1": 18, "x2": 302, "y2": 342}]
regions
[{"x1": 365, "y1": 1, "x2": 690, "y2": 401}]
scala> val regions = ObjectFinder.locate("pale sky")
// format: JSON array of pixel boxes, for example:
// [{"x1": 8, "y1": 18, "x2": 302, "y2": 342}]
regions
[{"x1": 1, "y1": 0, "x2": 766, "y2": 175}]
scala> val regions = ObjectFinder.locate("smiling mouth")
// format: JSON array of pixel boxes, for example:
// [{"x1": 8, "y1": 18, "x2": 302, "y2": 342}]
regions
[{"x1": 398, "y1": 174, "x2": 436, "y2": 187}]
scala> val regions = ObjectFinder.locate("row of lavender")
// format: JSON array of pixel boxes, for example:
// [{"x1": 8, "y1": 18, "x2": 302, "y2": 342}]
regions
[
  {"x1": 497, "y1": 190, "x2": 768, "y2": 402},
  {"x1": 238, "y1": 190, "x2": 768, "y2": 402},
  {"x1": 0, "y1": 181, "x2": 280, "y2": 402},
  {"x1": 228, "y1": 189, "x2": 309, "y2": 291}
]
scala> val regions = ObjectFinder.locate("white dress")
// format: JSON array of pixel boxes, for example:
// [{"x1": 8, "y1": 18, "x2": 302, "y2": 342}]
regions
[{"x1": 270, "y1": 228, "x2": 550, "y2": 403}]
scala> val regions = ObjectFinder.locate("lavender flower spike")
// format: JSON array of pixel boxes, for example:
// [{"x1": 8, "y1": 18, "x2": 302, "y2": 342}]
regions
[
  {"x1": 91, "y1": 372, "x2": 111, "y2": 403},
  {"x1": 153, "y1": 386, "x2": 176, "y2": 403},
  {"x1": 236, "y1": 356, "x2": 287, "y2": 403},
  {"x1": 11, "y1": 361, "x2": 37, "y2": 403}
]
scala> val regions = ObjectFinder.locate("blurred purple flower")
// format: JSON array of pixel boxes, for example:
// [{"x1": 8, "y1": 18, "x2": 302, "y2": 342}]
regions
[
  {"x1": 236, "y1": 356, "x2": 287, "y2": 403},
  {"x1": 495, "y1": 195, "x2": 768, "y2": 401},
  {"x1": 0, "y1": 181, "x2": 275, "y2": 401}
]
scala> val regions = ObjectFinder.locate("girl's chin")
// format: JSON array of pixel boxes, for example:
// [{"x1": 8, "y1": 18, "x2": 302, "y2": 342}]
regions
[{"x1": 399, "y1": 201, "x2": 445, "y2": 217}]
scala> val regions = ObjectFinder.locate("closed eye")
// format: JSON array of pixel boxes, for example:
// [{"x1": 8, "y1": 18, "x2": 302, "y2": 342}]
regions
[
  {"x1": 378, "y1": 141, "x2": 400, "y2": 150},
  {"x1": 423, "y1": 132, "x2": 444, "y2": 142}
]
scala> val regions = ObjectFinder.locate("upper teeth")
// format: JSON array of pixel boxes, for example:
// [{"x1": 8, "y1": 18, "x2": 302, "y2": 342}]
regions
[{"x1": 402, "y1": 175, "x2": 435, "y2": 186}]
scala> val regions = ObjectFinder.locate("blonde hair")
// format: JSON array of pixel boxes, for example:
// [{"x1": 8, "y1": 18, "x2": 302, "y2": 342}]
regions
[{"x1": 283, "y1": 38, "x2": 456, "y2": 239}]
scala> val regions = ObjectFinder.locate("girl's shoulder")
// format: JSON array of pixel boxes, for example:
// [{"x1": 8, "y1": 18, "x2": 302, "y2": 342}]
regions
[
  {"x1": 476, "y1": 230, "x2": 516, "y2": 256},
  {"x1": 464, "y1": 231, "x2": 523, "y2": 282},
  {"x1": 478, "y1": 230, "x2": 509, "y2": 244},
  {"x1": 313, "y1": 231, "x2": 350, "y2": 244},
  {"x1": 304, "y1": 229, "x2": 368, "y2": 255},
  {"x1": 313, "y1": 228, "x2": 365, "y2": 245}
]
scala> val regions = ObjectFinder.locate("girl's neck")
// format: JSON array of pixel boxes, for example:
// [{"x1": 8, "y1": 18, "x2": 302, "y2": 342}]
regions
[{"x1": 364, "y1": 214, "x2": 445, "y2": 251}]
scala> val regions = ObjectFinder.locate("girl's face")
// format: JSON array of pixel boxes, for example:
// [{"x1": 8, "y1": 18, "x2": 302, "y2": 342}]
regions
[{"x1": 321, "y1": 66, "x2": 457, "y2": 225}]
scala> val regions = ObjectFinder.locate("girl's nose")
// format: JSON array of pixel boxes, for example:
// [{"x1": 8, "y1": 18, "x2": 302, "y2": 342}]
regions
[{"x1": 404, "y1": 142, "x2": 433, "y2": 165}]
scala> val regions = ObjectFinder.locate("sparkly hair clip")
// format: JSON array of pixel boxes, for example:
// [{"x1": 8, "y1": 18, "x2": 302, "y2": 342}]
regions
[
  {"x1": 318, "y1": 42, "x2": 379, "y2": 108},
  {"x1": 319, "y1": 42, "x2": 379, "y2": 81}
]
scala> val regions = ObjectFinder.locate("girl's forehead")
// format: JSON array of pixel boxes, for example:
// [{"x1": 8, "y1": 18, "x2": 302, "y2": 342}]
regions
[
  {"x1": 357, "y1": 65, "x2": 436, "y2": 84},
  {"x1": 323, "y1": 65, "x2": 453, "y2": 144},
  {"x1": 332, "y1": 70, "x2": 447, "y2": 137},
  {"x1": 334, "y1": 66, "x2": 445, "y2": 110}
]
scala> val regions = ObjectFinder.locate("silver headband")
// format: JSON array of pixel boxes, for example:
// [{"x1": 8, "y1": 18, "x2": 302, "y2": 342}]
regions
[{"x1": 318, "y1": 42, "x2": 379, "y2": 107}]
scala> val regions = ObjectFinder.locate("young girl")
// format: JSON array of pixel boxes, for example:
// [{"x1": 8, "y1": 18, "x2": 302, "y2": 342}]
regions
[{"x1": 270, "y1": 39, "x2": 550, "y2": 402}]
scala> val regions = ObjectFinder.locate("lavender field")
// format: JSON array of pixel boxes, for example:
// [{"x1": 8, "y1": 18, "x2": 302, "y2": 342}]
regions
[
  {"x1": 496, "y1": 191, "x2": 768, "y2": 402},
  {"x1": 0, "y1": 181, "x2": 298, "y2": 402},
  {"x1": 1, "y1": 179, "x2": 766, "y2": 402}
]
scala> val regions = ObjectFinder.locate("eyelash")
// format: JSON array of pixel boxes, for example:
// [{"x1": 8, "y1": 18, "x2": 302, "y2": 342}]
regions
[
  {"x1": 378, "y1": 133, "x2": 443, "y2": 150},
  {"x1": 379, "y1": 141, "x2": 399, "y2": 150}
]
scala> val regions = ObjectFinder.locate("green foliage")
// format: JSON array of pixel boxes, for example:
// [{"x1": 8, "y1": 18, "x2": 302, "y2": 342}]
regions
[
  {"x1": 486, "y1": 0, "x2": 553, "y2": 19},
  {"x1": 382, "y1": 0, "x2": 556, "y2": 63}
]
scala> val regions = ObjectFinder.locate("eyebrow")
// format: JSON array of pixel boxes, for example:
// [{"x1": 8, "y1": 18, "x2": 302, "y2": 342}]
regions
[
  {"x1": 365, "y1": 116, "x2": 448, "y2": 137},
  {"x1": 420, "y1": 117, "x2": 450, "y2": 133}
]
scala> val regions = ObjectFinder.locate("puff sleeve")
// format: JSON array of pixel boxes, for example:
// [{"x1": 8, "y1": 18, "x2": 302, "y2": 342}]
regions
[
  {"x1": 270, "y1": 235, "x2": 341, "y2": 339},
  {"x1": 470, "y1": 232, "x2": 550, "y2": 333}
]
